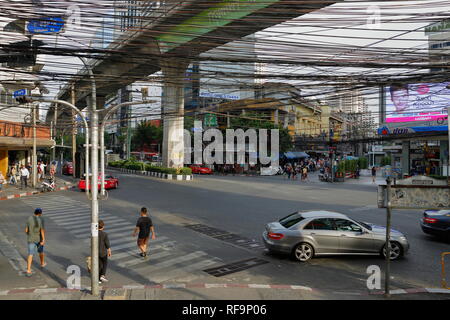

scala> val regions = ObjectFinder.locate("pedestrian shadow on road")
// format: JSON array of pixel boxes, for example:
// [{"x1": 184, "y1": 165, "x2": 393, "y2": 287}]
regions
[{"x1": 43, "y1": 251, "x2": 156, "y2": 287}]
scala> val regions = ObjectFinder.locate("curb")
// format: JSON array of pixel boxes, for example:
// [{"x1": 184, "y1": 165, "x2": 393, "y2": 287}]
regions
[
  {"x1": 1, "y1": 283, "x2": 449, "y2": 297},
  {"x1": 108, "y1": 167, "x2": 193, "y2": 181},
  {"x1": 0, "y1": 185, "x2": 75, "y2": 201}
]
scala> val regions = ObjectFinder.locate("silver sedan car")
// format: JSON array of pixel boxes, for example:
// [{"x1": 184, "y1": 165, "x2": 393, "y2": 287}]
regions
[{"x1": 262, "y1": 211, "x2": 409, "y2": 262}]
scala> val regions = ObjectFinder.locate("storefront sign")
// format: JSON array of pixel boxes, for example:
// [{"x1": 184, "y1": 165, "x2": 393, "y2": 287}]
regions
[{"x1": 378, "y1": 125, "x2": 448, "y2": 136}]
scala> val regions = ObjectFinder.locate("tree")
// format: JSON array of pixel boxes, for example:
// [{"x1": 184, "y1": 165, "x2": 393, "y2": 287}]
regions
[{"x1": 131, "y1": 121, "x2": 163, "y2": 151}]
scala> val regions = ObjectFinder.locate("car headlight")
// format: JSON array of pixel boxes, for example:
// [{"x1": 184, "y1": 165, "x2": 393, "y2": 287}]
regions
[{"x1": 399, "y1": 236, "x2": 407, "y2": 241}]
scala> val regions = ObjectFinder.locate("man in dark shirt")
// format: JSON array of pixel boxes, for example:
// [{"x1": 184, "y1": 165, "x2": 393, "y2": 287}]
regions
[
  {"x1": 133, "y1": 207, "x2": 156, "y2": 258},
  {"x1": 98, "y1": 220, "x2": 111, "y2": 283}
]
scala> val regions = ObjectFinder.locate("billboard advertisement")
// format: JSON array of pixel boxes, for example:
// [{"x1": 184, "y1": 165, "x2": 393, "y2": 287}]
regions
[{"x1": 385, "y1": 82, "x2": 449, "y2": 123}]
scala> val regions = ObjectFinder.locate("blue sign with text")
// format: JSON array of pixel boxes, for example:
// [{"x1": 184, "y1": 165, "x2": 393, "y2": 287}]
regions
[
  {"x1": 27, "y1": 17, "x2": 64, "y2": 34},
  {"x1": 13, "y1": 89, "x2": 26, "y2": 97}
]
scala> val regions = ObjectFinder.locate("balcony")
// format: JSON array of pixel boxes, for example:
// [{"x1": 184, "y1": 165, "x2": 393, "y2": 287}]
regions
[{"x1": 0, "y1": 120, "x2": 53, "y2": 147}]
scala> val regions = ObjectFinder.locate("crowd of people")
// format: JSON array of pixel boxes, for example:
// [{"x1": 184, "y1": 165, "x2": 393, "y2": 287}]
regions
[
  {"x1": 281, "y1": 158, "x2": 330, "y2": 181},
  {"x1": 0, "y1": 160, "x2": 58, "y2": 193}
]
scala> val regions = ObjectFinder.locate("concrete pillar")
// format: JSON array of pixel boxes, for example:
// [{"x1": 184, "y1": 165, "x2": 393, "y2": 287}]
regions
[
  {"x1": 161, "y1": 59, "x2": 189, "y2": 168},
  {"x1": 401, "y1": 140, "x2": 410, "y2": 176}
]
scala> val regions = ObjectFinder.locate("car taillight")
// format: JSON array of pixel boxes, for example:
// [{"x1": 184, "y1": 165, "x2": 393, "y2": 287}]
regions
[
  {"x1": 423, "y1": 217, "x2": 438, "y2": 224},
  {"x1": 268, "y1": 232, "x2": 284, "y2": 240}
]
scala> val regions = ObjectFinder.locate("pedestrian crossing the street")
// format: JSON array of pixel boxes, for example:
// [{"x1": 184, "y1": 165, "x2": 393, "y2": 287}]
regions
[{"x1": 20, "y1": 195, "x2": 222, "y2": 283}]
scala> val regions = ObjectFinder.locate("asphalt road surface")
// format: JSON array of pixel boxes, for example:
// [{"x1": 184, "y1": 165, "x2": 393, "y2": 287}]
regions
[{"x1": 1, "y1": 171, "x2": 449, "y2": 297}]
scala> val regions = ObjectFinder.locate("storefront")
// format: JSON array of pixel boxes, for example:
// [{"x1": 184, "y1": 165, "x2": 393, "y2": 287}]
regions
[
  {"x1": 377, "y1": 125, "x2": 448, "y2": 177},
  {"x1": 0, "y1": 120, "x2": 54, "y2": 176}
]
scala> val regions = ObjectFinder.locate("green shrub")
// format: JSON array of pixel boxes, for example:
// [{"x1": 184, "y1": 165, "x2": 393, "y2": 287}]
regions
[
  {"x1": 124, "y1": 161, "x2": 142, "y2": 170},
  {"x1": 380, "y1": 156, "x2": 392, "y2": 166},
  {"x1": 111, "y1": 161, "x2": 192, "y2": 175},
  {"x1": 177, "y1": 167, "x2": 192, "y2": 175},
  {"x1": 162, "y1": 168, "x2": 177, "y2": 175},
  {"x1": 358, "y1": 157, "x2": 368, "y2": 169}
]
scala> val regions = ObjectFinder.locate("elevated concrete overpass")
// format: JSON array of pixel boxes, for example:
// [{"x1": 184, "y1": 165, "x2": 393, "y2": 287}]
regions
[{"x1": 50, "y1": 0, "x2": 341, "y2": 167}]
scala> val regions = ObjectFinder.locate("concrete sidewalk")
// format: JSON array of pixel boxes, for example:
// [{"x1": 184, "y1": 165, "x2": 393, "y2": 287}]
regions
[
  {"x1": 1, "y1": 284, "x2": 449, "y2": 300},
  {"x1": 0, "y1": 174, "x2": 75, "y2": 201}
]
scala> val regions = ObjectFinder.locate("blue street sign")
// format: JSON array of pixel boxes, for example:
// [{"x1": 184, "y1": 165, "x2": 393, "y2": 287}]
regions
[
  {"x1": 27, "y1": 17, "x2": 64, "y2": 34},
  {"x1": 13, "y1": 89, "x2": 26, "y2": 97}
]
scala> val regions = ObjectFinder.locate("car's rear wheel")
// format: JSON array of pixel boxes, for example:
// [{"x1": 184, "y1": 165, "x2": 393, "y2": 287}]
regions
[
  {"x1": 293, "y1": 243, "x2": 314, "y2": 262},
  {"x1": 381, "y1": 241, "x2": 403, "y2": 260}
]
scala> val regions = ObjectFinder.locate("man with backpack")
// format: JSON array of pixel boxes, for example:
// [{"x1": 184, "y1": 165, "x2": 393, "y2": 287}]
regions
[{"x1": 25, "y1": 208, "x2": 46, "y2": 277}]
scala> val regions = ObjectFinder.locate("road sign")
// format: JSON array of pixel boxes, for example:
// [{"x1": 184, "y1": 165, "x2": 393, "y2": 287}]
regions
[
  {"x1": 13, "y1": 89, "x2": 27, "y2": 97},
  {"x1": 204, "y1": 113, "x2": 218, "y2": 127},
  {"x1": 26, "y1": 17, "x2": 64, "y2": 34}
]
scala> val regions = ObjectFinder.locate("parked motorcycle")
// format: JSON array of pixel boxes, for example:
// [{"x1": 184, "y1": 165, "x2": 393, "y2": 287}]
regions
[{"x1": 41, "y1": 178, "x2": 55, "y2": 192}]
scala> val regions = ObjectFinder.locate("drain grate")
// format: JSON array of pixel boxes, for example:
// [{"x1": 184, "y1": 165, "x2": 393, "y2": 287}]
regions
[
  {"x1": 185, "y1": 224, "x2": 266, "y2": 251},
  {"x1": 203, "y1": 257, "x2": 269, "y2": 277}
]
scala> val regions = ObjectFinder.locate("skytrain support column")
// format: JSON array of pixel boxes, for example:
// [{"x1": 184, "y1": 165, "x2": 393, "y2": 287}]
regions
[{"x1": 161, "y1": 59, "x2": 189, "y2": 168}]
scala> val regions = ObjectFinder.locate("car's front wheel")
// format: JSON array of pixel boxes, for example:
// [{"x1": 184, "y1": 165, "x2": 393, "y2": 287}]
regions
[
  {"x1": 293, "y1": 243, "x2": 314, "y2": 262},
  {"x1": 381, "y1": 241, "x2": 403, "y2": 260}
]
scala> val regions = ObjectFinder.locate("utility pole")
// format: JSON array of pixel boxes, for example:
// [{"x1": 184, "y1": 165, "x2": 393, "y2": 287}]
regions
[
  {"x1": 127, "y1": 105, "x2": 131, "y2": 159},
  {"x1": 385, "y1": 176, "x2": 392, "y2": 297},
  {"x1": 53, "y1": 104, "x2": 57, "y2": 162},
  {"x1": 32, "y1": 102, "x2": 37, "y2": 188},
  {"x1": 72, "y1": 84, "x2": 77, "y2": 178},
  {"x1": 79, "y1": 56, "x2": 99, "y2": 296}
]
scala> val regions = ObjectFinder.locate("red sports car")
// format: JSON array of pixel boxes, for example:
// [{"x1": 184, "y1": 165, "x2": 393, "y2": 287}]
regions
[
  {"x1": 189, "y1": 165, "x2": 213, "y2": 174},
  {"x1": 78, "y1": 175, "x2": 119, "y2": 191}
]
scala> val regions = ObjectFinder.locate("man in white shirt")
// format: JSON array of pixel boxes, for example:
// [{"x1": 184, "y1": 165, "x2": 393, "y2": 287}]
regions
[{"x1": 20, "y1": 165, "x2": 30, "y2": 189}]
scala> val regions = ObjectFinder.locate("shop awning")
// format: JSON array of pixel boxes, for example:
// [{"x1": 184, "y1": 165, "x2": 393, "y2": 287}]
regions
[
  {"x1": 283, "y1": 151, "x2": 310, "y2": 159},
  {"x1": 0, "y1": 137, "x2": 55, "y2": 148}
]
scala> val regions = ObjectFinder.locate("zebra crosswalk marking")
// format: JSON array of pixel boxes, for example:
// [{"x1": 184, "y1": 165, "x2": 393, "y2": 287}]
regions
[
  {"x1": 110, "y1": 241, "x2": 176, "y2": 261},
  {"x1": 72, "y1": 225, "x2": 134, "y2": 237},
  {"x1": 134, "y1": 251, "x2": 208, "y2": 271},
  {"x1": 62, "y1": 219, "x2": 126, "y2": 231},
  {"x1": 47, "y1": 209, "x2": 89, "y2": 215},
  {"x1": 110, "y1": 236, "x2": 169, "y2": 251},
  {"x1": 20, "y1": 194, "x2": 223, "y2": 283},
  {"x1": 72, "y1": 224, "x2": 134, "y2": 236},
  {"x1": 149, "y1": 258, "x2": 221, "y2": 282},
  {"x1": 117, "y1": 250, "x2": 174, "y2": 268},
  {"x1": 50, "y1": 212, "x2": 89, "y2": 221},
  {"x1": 54, "y1": 215, "x2": 119, "y2": 224},
  {"x1": 108, "y1": 235, "x2": 169, "y2": 247}
]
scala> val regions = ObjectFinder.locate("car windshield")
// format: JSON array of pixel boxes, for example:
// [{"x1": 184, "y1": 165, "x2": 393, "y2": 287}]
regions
[
  {"x1": 279, "y1": 212, "x2": 304, "y2": 228},
  {"x1": 357, "y1": 220, "x2": 372, "y2": 230}
]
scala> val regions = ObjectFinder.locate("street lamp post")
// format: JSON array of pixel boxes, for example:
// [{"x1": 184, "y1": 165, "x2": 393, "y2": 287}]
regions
[{"x1": 32, "y1": 102, "x2": 37, "y2": 188}]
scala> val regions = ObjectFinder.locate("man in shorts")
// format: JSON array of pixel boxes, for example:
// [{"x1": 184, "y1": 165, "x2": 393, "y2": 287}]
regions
[
  {"x1": 25, "y1": 208, "x2": 46, "y2": 277},
  {"x1": 132, "y1": 207, "x2": 156, "y2": 258}
]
